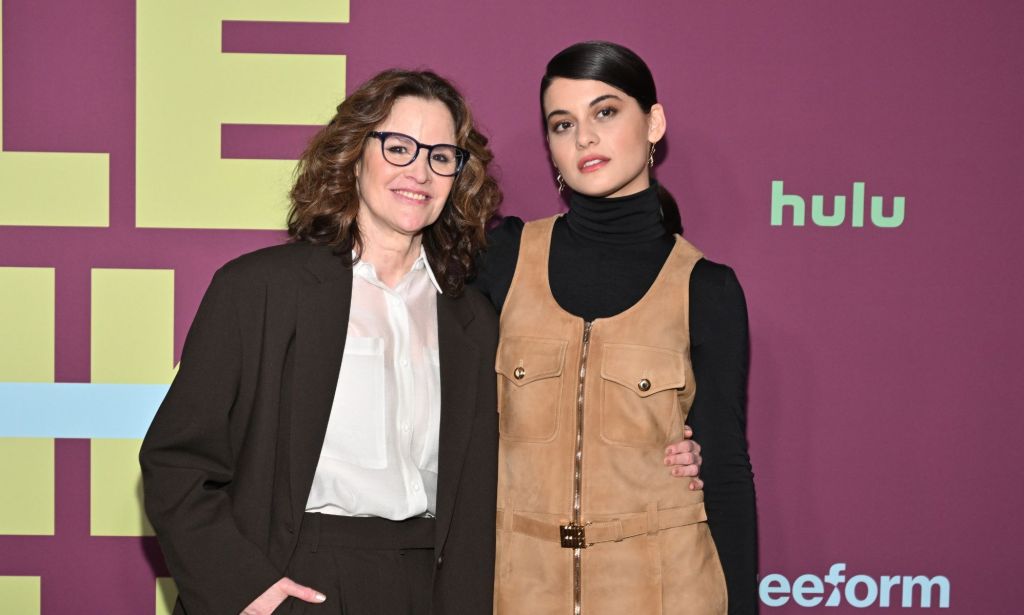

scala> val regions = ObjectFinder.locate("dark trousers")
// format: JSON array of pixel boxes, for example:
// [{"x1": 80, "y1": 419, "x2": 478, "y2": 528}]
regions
[{"x1": 282, "y1": 513, "x2": 436, "y2": 615}]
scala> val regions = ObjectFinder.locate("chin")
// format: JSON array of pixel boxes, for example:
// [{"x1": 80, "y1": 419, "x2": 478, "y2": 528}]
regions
[
  {"x1": 571, "y1": 179, "x2": 624, "y2": 198},
  {"x1": 573, "y1": 169, "x2": 639, "y2": 196},
  {"x1": 401, "y1": 214, "x2": 440, "y2": 235}
]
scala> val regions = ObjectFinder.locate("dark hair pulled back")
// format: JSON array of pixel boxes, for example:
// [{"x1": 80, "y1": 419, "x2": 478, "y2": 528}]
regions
[{"x1": 541, "y1": 41, "x2": 682, "y2": 235}]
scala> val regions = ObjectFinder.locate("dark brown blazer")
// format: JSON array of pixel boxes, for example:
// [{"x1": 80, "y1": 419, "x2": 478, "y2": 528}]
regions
[{"x1": 140, "y1": 242, "x2": 499, "y2": 614}]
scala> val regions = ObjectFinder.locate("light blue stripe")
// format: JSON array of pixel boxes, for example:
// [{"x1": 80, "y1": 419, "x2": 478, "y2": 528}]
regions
[{"x1": 0, "y1": 383, "x2": 169, "y2": 439}]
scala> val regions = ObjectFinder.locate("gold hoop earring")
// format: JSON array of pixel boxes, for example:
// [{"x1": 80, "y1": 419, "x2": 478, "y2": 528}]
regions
[
  {"x1": 648, "y1": 143, "x2": 656, "y2": 167},
  {"x1": 556, "y1": 172, "x2": 565, "y2": 194}
]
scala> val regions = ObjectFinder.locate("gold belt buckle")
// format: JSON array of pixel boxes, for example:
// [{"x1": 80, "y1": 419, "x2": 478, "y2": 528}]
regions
[{"x1": 559, "y1": 523, "x2": 587, "y2": 549}]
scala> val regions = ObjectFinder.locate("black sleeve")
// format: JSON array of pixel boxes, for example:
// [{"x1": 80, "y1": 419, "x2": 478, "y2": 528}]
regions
[
  {"x1": 139, "y1": 268, "x2": 281, "y2": 614},
  {"x1": 470, "y1": 216, "x2": 525, "y2": 314},
  {"x1": 686, "y1": 259, "x2": 759, "y2": 614}
]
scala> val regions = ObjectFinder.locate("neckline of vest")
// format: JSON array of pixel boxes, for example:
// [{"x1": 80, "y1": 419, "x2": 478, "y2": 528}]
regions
[{"x1": 534, "y1": 215, "x2": 688, "y2": 324}]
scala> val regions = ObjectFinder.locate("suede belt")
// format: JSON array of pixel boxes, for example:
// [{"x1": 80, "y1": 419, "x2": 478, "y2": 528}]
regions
[{"x1": 495, "y1": 502, "x2": 707, "y2": 547}]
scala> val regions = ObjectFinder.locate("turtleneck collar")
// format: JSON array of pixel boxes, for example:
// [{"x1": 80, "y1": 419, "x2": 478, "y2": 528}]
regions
[{"x1": 565, "y1": 183, "x2": 667, "y2": 244}]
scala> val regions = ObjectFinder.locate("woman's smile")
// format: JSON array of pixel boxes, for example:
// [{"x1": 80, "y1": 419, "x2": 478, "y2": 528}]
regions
[
  {"x1": 577, "y1": 155, "x2": 610, "y2": 173},
  {"x1": 391, "y1": 187, "x2": 432, "y2": 203}
]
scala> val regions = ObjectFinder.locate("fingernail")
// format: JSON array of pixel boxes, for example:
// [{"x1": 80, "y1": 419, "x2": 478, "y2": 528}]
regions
[{"x1": 315, "y1": 593, "x2": 326, "y2": 602}]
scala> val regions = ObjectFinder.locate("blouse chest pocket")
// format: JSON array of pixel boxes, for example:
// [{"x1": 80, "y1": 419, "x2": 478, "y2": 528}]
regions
[
  {"x1": 321, "y1": 335, "x2": 388, "y2": 469},
  {"x1": 495, "y1": 336, "x2": 567, "y2": 443},
  {"x1": 599, "y1": 343, "x2": 687, "y2": 448}
]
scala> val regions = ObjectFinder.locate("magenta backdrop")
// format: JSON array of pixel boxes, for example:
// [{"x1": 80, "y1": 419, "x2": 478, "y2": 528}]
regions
[{"x1": 2, "y1": 0, "x2": 1023, "y2": 613}]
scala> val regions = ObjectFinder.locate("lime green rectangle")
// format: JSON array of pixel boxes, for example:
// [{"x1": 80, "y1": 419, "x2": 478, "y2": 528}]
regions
[
  {"x1": 0, "y1": 268, "x2": 55, "y2": 382},
  {"x1": 0, "y1": 439, "x2": 54, "y2": 535},
  {"x1": 157, "y1": 577, "x2": 178, "y2": 615},
  {"x1": 0, "y1": 577, "x2": 41, "y2": 615},
  {"x1": 90, "y1": 438, "x2": 154, "y2": 536},
  {"x1": 0, "y1": 152, "x2": 109, "y2": 227},
  {"x1": 234, "y1": 0, "x2": 350, "y2": 22},
  {"x1": 136, "y1": 1, "x2": 345, "y2": 230},
  {"x1": 91, "y1": 269, "x2": 177, "y2": 385}
]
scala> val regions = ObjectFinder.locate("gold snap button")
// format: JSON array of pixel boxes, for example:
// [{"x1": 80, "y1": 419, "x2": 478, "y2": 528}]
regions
[
  {"x1": 638, "y1": 378, "x2": 651, "y2": 392},
  {"x1": 514, "y1": 366, "x2": 526, "y2": 380}
]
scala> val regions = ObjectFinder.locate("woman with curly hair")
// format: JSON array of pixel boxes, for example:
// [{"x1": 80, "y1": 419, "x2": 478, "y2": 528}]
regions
[{"x1": 141, "y1": 69, "x2": 502, "y2": 615}]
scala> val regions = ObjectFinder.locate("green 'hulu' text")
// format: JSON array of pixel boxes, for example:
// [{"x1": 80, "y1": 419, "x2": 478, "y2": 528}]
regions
[{"x1": 771, "y1": 181, "x2": 905, "y2": 228}]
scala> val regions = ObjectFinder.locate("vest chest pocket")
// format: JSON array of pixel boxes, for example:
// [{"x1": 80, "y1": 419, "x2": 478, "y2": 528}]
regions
[
  {"x1": 600, "y1": 343, "x2": 687, "y2": 447},
  {"x1": 495, "y1": 336, "x2": 567, "y2": 443}
]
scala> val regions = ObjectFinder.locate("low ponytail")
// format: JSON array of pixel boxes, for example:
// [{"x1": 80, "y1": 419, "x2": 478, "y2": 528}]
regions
[{"x1": 655, "y1": 183, "x2": 683, "y2": 235}]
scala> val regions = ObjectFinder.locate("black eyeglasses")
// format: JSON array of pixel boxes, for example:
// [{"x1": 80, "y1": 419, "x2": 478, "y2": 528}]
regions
[{"x1": 368, "y1": 131, "x2": 469, "y2": 177}]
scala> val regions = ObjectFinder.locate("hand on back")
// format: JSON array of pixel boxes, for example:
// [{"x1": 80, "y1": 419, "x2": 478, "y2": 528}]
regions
[{"x1": 664, "y1": 425, "x2": 704, "y2": 490}]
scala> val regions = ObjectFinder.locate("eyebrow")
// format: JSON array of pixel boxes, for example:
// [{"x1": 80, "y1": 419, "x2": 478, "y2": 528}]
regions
[{"x1": 545, "y1": 94, "x2": 623, "y2": 122}]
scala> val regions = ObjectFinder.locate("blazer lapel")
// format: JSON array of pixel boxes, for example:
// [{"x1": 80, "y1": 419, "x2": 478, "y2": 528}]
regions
[
  {"x1": 289, "y1": 249, "x2": 353, "y2": 522},
  {"x1": 434, "y1": 292, "x2": 480, "y2": 551}
]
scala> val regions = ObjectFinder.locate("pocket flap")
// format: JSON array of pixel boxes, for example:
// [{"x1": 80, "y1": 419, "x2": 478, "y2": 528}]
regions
[
  {"x1": 600, "y1": 343, "x2": 686, "y2": 398},
  {"x1": 495, "y1": 336, "x2": 567, "y2": 387}
]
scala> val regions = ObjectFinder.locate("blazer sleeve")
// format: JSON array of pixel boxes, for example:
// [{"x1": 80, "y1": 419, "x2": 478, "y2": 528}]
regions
[
  {"x1": 140, "y1": 268, "x2": 281, "y2": 615},
  {"x1": 687, "y1": 261, "x2": 759, "y2": 614}
]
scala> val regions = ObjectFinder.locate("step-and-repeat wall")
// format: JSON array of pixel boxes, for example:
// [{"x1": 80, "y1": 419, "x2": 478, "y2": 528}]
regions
[{"x1": 2, "y1": 1, "x2": 1022, "y2": 613}]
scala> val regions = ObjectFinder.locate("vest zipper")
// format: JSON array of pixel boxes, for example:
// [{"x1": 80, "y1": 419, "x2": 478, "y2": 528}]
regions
[{"x1": 573, "y1": 320, "x2": 593, "y2": 615}]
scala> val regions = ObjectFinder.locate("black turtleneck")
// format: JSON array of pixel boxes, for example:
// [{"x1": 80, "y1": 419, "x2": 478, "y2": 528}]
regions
[
  {"x1": 554, "y1": 185, "x2": 675, "y2": 320},
  {"x1": 472, "y1": 185, "x2": 760, "y2": 615},
  {"x1": 563, "y1": 184, "x2": 668, "y2": 243}
]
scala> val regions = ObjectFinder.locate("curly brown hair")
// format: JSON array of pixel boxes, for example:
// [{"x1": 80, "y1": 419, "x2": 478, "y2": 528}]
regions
[{"x1": 288, "y1": 69, "x2": 502, "y2": 295}]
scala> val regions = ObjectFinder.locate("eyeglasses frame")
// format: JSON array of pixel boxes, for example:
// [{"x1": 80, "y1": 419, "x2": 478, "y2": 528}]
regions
[{"x1": 367, "y1": 131, "x2": 470, "y2": 177}]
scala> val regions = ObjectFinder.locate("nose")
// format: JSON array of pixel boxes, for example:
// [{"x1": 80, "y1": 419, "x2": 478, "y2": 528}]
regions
[
  {"x1": 405, "y1": 151, "x2": 432, "y2": 183},
  {"x1": 576, "y1": 119, "x2": 599, "y2": 149}
]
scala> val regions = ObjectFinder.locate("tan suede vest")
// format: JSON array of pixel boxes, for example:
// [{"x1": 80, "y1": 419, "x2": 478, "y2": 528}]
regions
[{"x1": 494, "y1": 216, "x2": 727, "y2": 615}]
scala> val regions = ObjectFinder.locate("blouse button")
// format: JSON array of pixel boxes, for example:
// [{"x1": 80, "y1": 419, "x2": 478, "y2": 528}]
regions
[
  {"x1": 638, "y1": 378, "x2": 651, "y2": 392},
  {"x1": 513, "y1": 366, "x2": 526, "y2": 380}
]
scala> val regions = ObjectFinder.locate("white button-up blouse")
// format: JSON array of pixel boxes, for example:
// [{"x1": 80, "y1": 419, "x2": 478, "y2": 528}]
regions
[{"x1": 305, "y1": 247, "x2": 442, "y2": 519}]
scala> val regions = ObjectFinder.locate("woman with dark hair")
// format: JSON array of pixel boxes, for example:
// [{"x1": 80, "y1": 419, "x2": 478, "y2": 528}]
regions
[
  {"x1": 475, "y1": 41, "x2": 757, "y2": 614},
  {"x1": 141, "y1": 69, "x2": 502, "y2": 615}
]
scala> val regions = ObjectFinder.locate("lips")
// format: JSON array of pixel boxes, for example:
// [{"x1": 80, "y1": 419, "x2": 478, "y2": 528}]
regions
[
  {"x1": 577, "y1": 155, "x2": 609, "y2": 173},
  {"x1": 392, "y1": 188, "x2": 431, "y2": 203}
]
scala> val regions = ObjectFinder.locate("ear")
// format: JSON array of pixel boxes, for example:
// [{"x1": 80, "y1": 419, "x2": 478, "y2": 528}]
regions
[{"x1": 647, "y1": 103, "x2": 667, "y2": 143}]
